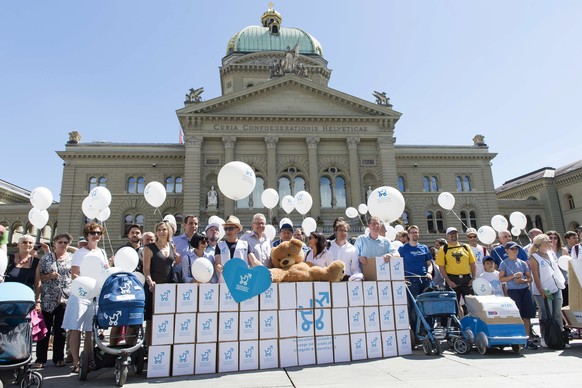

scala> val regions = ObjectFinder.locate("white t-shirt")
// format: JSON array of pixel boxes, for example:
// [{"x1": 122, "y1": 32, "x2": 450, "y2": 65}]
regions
[
  {"x1": 479, "y1": 270, "x2": 504, "y2": 297},
  {"x1": 470, "y1": 244, "x2": 488, "y2": 276},
  {"x1": 327, "y1": 240, "x2": 360, "y2": 276}
]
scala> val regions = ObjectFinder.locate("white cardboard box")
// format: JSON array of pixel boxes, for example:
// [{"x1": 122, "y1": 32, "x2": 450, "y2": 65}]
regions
[
  {"x1": 315, "y1": 336, "x2": 334, "y2": 364},
  {"x1": 364, "y1": 306, "x2": 380, "y2": 332},
  {"x1": 331, "y1": 282, "x2": 348, "y2": 308},
  {"x1": 313, "y1": 308, "x2": 332, "y2": 336},
  {"x1": 239, "y1": 340, "x2": 259, "y2": 371},
  {"x1": 363, "y1": 281, "x2": 379, "y2": 306},
  {"x1": 153, "y1": 283, "x2": 176, "y2": 315},
  {"x1": 196, "y1": 312, "x2": 217, "y2": 343},
  {"x1": 176, "y1": 283, "x2": 198, "y2": 313},
  {"x1": 394, "y1": 304, "x2": 410, "y2": 330},
  {"x1": 259, "y1": 310, "x2": 279, "y2": 339},
  {"x1": 239, "y1": 295, "x2": 259, "y2": 311},
  {"x1": 333, "y1": 335, "x2": 350, "y2": 363},
  {"x1": 331, "y1": 308, "x2": 349, "y2": 335},
  {"x1": 279, "y1": 338, "x2": 298, "y2": 367},
  {"x1": 350, "y1": 333, "x2": 367, "y2": 360},
  {"x1": 219, "y1": 283, "x2": 238, "y2": 312},
  {"x1": 390, "y1": 256, "x2": 405, "y2": 280},
  {"x1": 297, "y1": 308, "x2": 315, "y2": 337},
  {"x1": 381, "y1": 331, "x2": 398, "y2": 358},
  {"x1": 218, "y1": 312, "x2": 239, "y2": 342},
  {"x1": 379, "y1": 305, "x2": 395, "y2": 331},
  {"x1": 278, "y1": 283, "x2": 297, "y2": 310},
  {"x1": 198, "y1": 283, "x2": 219, "y2": 312},
  {"x1": 377, "y1": 281, "x2": 393, "y2": 305},
  {"x1": 173, "y1": 313, "x2": 197, "y2": 344},
  {"x1": 361, "y1": 257, "x2": 391, "y2": 281},
  {"x1": 278, "y1": 309, "x2": 298, "y2": 338},
  {"x1": 239, "y1": 311, "x2": 259, "y2": 341},
  {"x1": 218, "y1": 341, "x2": 239, "y2": 373},
  {"x1": 260, "y1": 284, "x2": 279, "y2": 310},
  {"x1": 296, "y1": 282, "x2": 314, "y2": 309},
  {"x1": 347, "y1": 282, "x2": 364, "y2": 307},
  {"x1": 151, "y1": 314, "x2": 175, "y2": 346},
  {"x1": 348, "y1": 307, "x2": 365, "y2": 333},
  {"x1": 313, "y1": 282, "x2": 331, "y2": 308},
  {"x1": 392, "y1": 281, "x2": 407, "y2": 305},
  {"x1": 259, "y1": 339, "x2": 279, "y2": 369},
  {"x1": 195, "y1": 343, "x2": 216, "y2": 375},
  {"x1": 396, "y1": 329, "x2": 412, "y2": 355},
  {"x1": 297, "y1": 336, "x2": 316, "y2": 366},
  {"x1": 146, "y1": 345, "x2": 171, "y2": 378},
  {"x1": 366, "y1": 332, "x2": 382, "y2": 359},
  {"x1": 172, "y1": 343, "x2": 195, "y2": 376}
]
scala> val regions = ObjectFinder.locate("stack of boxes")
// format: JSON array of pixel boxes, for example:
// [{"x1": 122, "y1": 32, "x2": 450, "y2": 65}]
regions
[{"x1": 146, "y1": 256, "x2": 411, "y2": 378}]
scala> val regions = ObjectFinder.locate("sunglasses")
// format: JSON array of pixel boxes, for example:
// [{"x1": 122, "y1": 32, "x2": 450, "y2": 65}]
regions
[
  {"x1": 224, "y1": 226, "x2": 237, "y2": 231},
  {"x1": 88, "y1": 231, "x2": 102, "y2": 236},
  {"x1": 56, "y1": 240, "x2": 70, "y2": 244}
]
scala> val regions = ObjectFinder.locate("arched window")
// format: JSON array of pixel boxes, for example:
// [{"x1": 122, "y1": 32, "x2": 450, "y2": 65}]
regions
[
  {"x1": 456, "y1": 176, "x2": 463, "y2": 192},
  {"x1": 175, "y1": 177, "x2": 183, "y2": 193},
  {"x1": 88, "y1": 177, "x2": 97, "y2": 191},
  {"x1": 566, "y1": 194, "x2": 575, "y2": 209},
  {"x1": 127, "y1": 177, "x2": 136, "y2": 193},
  {"x1": 431, "y1": 176, "x2": 439, "y2": 192},
  {"x1": 320, "y1": 177, "x2": 332, "y2": 208},
  {"x1": 398, "y1": 176, "x2": 406, "y2": 192},
  {"x1": 137, "y1": 177, "x2": 145, "y2": 193},
  {"x1": 435, "y1": 211, "x2": 445, "y2": 233},
  {"x1": 293, "y1": 177, "x2": 305, "y2": 194},
  {"x1": 460, "y1": 211, "x2": 468, "y2": 232},
  {"x1": 469, "y1": 211, "x2": 477, "y2": 229},
  {"x1": 124, "y1": 213, "x2": 144, "y2": 236},
  {"x1": 526, "y1": 215, "x2": 533, "y2": 231},
  {"x1": 460, "y1": 210, "x2": 478, "y2": 231},
  {"x1": 334, "y1": 176, "x2": 347, "y2": 208},
  {"x1": 463, "y1": 176, "x2": 472, "y2": 192},
  {"x1": 426, "y1": 211, "x2": 436, "y2": 233},
  {"x1": 98, "y1": 177, "x2": 107, "y2": 187},
  {"x1": 535, "y1": 215, "x2": 544, "y2": 231},
  {"x1": 165, "y1": 177, "x2": 175, "y2": 193},
  {"x1": 423, "y1": 177, "x2": 430, "y2": 192},
  {"x1": 401, "y1": 211, "x2": 410, "y2": 228},
  {"x1": 278, "y1": 177, "x2": 291, "y2": 199}
]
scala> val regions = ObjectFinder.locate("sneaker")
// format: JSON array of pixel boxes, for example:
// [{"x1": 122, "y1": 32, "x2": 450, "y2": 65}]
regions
[
  {"x1": 527, "y1": 341, "x2": 539, "y2": 350},
  {"x1": 540, "y1": 338, "x2": 548, "y2": 348}
]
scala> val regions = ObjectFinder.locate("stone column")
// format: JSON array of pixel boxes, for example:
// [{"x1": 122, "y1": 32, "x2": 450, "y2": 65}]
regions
[
  {"x1": 264, "y1": 136, "x2": 279, "y2": 189},
  {"x1": 222, "y1": 136, "x2": 237, "y2": 216},
  {"x1": 346, "y1": 137, "x2": 361, "y2": 207},
  {"x1": 306, "y1": 136, "x2": 320, "y2": 220},
  {"x1": 183, "y1": 136, "x2": 204, "y2": 215}
]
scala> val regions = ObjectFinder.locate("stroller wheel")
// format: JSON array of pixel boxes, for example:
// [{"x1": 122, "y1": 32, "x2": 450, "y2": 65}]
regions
[
  {"x1": 422, "y1": 338, "x2": 433, "y2": 355},
  {"x1": 511, "y1": 345, "x2": 522, "y2": 354},
  {"x1": 115, "y1": 361, "x2": 129, "y2": 387},
  {"x1": 19, "y1": 371, "x2": 42, "y2": 388},
  {"x1": 433, "y1": 340, "x2": 442, "y2": 355},
  {"x1": 453, "y1": 338, "x2": 471, "y2": 354},
  {"x1": 78, "y1": 350, "x2": 89, "y2": 381}
]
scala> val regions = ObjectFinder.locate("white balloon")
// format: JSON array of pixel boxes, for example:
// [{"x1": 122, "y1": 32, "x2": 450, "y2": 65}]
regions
[
  {"x1": 302, "y1": 217, "x2": 317, "y2": 235},
  {"x1": 345, "y1": 207, "x2": 359, "y2": 219},
  {"x1": 437, "y1": 192, "x2": 455, "y2": 211},
  {"x1": 472, "y1": 278, "x2": 493, "y2": 296},
  {"x1": 294, "y1": 191, "x2": 313, "y2": 215},
  {"x1": 261, "y1": 189, "x2": 279, "y2": 210},
  {"x1": 28, "y1": 208, "x2": 49, "y2": 229},
  {"x1": 144, "y1": 181, "x2": 166, "y2": 208},
  {"x1": 0, "y1": 249, "x2": 7, "y2": 277},
  {"x1": 491, "y1": 215, "x2": 509, "y2": 232},
  {"x1": 279, "y1": 218, "x2": 293, "y2": 228},
  {"x1": 80, "y1": 253, "x2": 107, "y2": 280},
  {"x1": 89, "y1": 186, "x2": 112, "y2": 211},
  {"x1": 558, "y1": 255, "x2": 571, "y2": 272},
  {"x1": 217, "y1": 161, "x2": 256, "y2": 201},
  {"x1": 71, "y1": 276, "x2": 97, "y2": 300},
  {"x1": 394, "y1": 224, "x2": 405, "y2": 233},
  {"x1": 264, "y1": 224, "x2": 276, "y2": 241},
  {"x1": 82, "y1": 196, "x2": 100, "y2": 219},
  {"x1": 509, "y1": 212, "x2": 527, "y2": 230},
  {"x1": 191, "y1": 258, "x2": 214, "y2": 283},
  {"x1": 30, "y1": 187, "x2": 53, "y2": 210},
  {"x1": 132, "y1": 271, "x2": 146, "y2": 285},
  {"x1": 114, "y1": 247, "x2": 139, "y2": 272},
  {"x1": 96, "y1": 207, "x2": 111, "y2": 222},
  {"x1": 511, "y1": 226, "x2": 521, "y2": 237},
  {"x1": 358, "y1": 204, "x2": 368, "y2": 215},
  {"x1": 385, "y1": 225, "x2": 397, "y2": 241},
  {"x1": 367, "y1": 186, "x2": 406, "y2": 223},
  {"x1": 477, "y1": 225, "x2": 497, "y2": 245},
  {"x1": 281, "y1": 195, "x2": 296, "y2": 214}
]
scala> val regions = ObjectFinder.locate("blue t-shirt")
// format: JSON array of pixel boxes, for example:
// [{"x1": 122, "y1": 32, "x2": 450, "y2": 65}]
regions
[
  {"x1": 499, "y1": 258, "x2": 529, "y2": 290},
  {"x1": 491, "y1": 245, "x2": 528, "y2": 268},
  {"x1": 399, "y1": 243, "x2": 432, "y2": 278}
]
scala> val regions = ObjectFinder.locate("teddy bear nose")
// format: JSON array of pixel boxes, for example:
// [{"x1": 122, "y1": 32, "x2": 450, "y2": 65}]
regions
[{"x1": 282, "y1": 259, "x2": 289, "y2": 266}]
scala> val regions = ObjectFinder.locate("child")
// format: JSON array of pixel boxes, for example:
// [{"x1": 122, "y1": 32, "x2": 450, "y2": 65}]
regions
[{"x1": 479, "y1": 256, "x2": 506, "y2": 297}]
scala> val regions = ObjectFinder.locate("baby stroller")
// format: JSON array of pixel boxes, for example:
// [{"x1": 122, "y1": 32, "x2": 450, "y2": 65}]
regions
[
  {"x1": 406, "y1": 284, "x2": 463, "y2": 355},
  {"x1": 79, "y1": 272, "x2": 145, "y2": 387},
  {"x1": 0, "y1": 282, "x2": 43, "y2": 387}
]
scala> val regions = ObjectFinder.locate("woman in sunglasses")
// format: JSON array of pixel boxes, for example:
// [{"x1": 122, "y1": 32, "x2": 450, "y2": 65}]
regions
[
  {"x1": 546, "y1": 230, "x2": 569, "y2": 306},
  {"x1": 62, "y1": 222, "x2": 109, "y2": 373},
  {"x1": 183, "y1": 232, "x2": 217, "y2": 283}
]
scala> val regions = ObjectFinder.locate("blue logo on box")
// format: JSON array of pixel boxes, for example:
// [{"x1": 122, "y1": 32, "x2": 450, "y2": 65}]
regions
[
  {"x1": 298, "y1": 292, "x2": 329, "y2": 331},
  {"x1": 179, "y1": 350, "x2": 189, "y2": 362}
]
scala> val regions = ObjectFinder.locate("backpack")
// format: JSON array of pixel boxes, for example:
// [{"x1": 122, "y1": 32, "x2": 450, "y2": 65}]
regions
[
  {"x1": 97, "y1": 272, "x2": 145, "y2": 328},
  {"x1": 442, "y1": 243, "x2": 470, "y2": 255}
]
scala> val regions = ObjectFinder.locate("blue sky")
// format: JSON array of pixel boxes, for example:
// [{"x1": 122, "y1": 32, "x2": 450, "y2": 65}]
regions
[{"x1": 1, "y1": 1, "x2": 581, "y2": 203}]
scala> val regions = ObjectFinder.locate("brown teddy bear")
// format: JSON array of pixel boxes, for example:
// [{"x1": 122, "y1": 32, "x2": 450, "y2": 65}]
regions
[{"x1": 270, "y1": 238, "x2": 345, "y2": 282}]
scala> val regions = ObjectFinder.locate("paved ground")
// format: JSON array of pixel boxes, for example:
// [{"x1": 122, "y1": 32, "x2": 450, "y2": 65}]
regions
[{"x1": 3, "y1": 335, "x2": 581, "y2": 388}]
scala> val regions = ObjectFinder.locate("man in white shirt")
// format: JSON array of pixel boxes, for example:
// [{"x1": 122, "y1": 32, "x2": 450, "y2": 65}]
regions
[
  {"x1": 465, "y1": 228, "x2": 488, "y2": 276},
  {"x1": 241, "y1": 213, "x2": 272, "y2": 267},
  {"x1": 327, "y1": 220, "x2": 361, "y2": 281}
]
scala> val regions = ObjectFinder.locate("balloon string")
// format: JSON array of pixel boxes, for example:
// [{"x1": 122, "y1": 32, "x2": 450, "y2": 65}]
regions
[
  {"x1": 102, "y1": 221, "x2": 114, "y2": 258},
  {"x1": 449, "y1": 210, "x2": 469, "y2": 230},
  {"x1": 154, "y1": 207, "x2": 163, "y2": 220}
]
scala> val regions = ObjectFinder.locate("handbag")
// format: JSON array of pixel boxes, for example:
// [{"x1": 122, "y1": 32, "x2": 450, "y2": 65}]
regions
[
  {"x1": 31, "y1": 310, "x2": 48, "y2": 342},
  {"x1": 541, "y1": 298, "x2": 565, "y2": 350}
]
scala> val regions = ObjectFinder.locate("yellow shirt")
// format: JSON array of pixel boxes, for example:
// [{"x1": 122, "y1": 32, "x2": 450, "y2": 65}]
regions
[{"x1": 435, "y1": 243, "x2": 476, "y2": 275}]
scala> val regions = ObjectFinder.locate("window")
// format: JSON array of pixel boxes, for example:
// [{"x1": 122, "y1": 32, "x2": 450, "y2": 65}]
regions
[
  {"x1": 98, "y1": 177, "x2": 107, "y2": 187},
  {"x1": 456, "y1": 176, "x2": 463, "y2": 192},
  {"x1": 401, "y1": 211, "x2": 410, "y2": 228},
  {"x1": 426, "y1": 211, "x2": 435, "y2": 233},
  {"x1": 320, "y1": 177, "x2": 332, "y2": 208},
  {"x1": 566, "y1": 194, "x2": 575, "y2": 210},
  {"x1": 319, "y1": 167, "x2": 348, "y2": 209},
  {"x1": 423, "y1": 176, "x2": 438, "y2": 192},
  {"x1": 123, "y1": 213, "x2": 144, "y2": 236},
  {"x1": 398, "y1": 176, "x2": 406, "y2": 192},
  {"x1": 435, "y1": 211, "x2": 445, "y2": 233},
  {"x1": 456, "y1": 175, "x2": 472, "y2": 192},
  {"x1": 165, "y1": 177, "x2": 175, "y2": 193},
  {"x1": 278, "y1": 177, "x2": 291, "y2": 198},
  {"x1": 293, "y1": 177, "x2": 305, "y2": 194},
  {"x1": 460, "y1": 210, "x2": 478, "y2": 231},
  {"x1": 278, "y1": 167, "x2": 306, "y2": 200},
  {"x1": 526, "y1": 215, "x2": 533, "y2": 231},
  {"x1": 137, "y1": 177, "x2": 145, "y2": 193},
  {"x1": 238, "y1": 176, "x2": 265, "y2": 209},
  {"x1": 431, "y1": 176, "x2": 439, "y2": 192},
  {"x1": 175, "y1": 177, "x2": 183, "y2": 193},
  {"x1": 127, "y1": 177, "x2": 136, "y2": 193},
  {"x1": 535, "y1": 215, "x2": 543, "y2": 231},
  {"x1": 463, "y1": 176, "x2": 471, "y2": 191},
  {"x1": 423, "y1": 177, "x2": 430, "y2": 192},
  {"x1": 335, "y1": 176, "x2": 347, "y2": 208},
  {"x1": 469, "y1": 211, "x2": 477, "y2": 229},
  {"x1": 88, "y1": 177, "x2": 97, "y2": 191}
]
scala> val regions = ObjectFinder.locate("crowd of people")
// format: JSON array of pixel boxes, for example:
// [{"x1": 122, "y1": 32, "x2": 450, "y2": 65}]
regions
[{"x1": 1, "y1": 214, "x2": 581, "y2": 375}]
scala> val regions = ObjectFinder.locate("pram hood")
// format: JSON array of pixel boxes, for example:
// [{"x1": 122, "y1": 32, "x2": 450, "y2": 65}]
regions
[{"x1": 0, "y1": 282, "x2": 35, "y2": 317}]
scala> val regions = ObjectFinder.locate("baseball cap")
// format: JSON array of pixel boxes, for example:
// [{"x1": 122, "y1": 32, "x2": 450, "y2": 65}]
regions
[
  {"x1": 78, "y1": 236, "x2": 88, "y2": 244},
  {"x1": 465, "y1": 227, "x2": 478, "y2": 236},
  {"x1": 504, "y1": 241, "x2": 519, "y2": 249},
  {"x1": 205, "y1": 222, "x2": 220, "y2": 233},
  {"x1": 446, "y1": 227, "x2": 458, "y2": 235},
  {"x1": 280, "y1": 223, "x2": 293, "y2": 232},
  {"x1": 483, "y1": 255, "x2": 495, "y2": 263}
]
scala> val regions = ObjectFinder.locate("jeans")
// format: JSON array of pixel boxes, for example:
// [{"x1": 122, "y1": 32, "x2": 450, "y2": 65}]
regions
[{"x1": 534, "y1": 290, "x2": 563, "y2": 332}]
